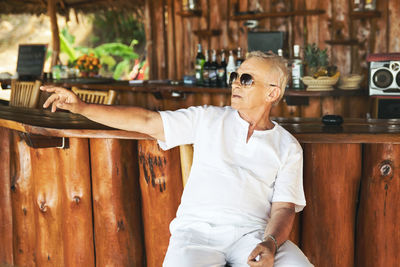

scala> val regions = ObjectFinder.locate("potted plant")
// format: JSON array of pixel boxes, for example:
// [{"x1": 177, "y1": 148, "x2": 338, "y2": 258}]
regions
[{"x1": 302, "y1": 43, "x2": 340, "y2": 91}]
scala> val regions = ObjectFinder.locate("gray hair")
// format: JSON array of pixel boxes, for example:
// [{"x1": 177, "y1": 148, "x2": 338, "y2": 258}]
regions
[{"x1": 246, "y1": 51, "x2": 289, "y2": 103}]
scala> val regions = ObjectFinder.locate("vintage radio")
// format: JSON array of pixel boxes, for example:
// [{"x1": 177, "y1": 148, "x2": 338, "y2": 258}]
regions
[{"x1": 367, "y1": 53, "x2": 400, "y2": 96}]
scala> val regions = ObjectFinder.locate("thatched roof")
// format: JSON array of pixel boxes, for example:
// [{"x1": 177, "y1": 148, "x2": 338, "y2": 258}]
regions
[{"x1": 0, "y1": 0, "x2": 145, "y2": 15}]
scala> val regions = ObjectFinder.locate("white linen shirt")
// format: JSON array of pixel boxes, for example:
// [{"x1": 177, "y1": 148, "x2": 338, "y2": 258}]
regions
[{"x1": 158, "y1": 105, "x2": 306, "y2": 229}]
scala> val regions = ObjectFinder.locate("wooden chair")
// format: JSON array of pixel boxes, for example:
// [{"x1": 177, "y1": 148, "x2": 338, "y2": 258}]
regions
[
  {"x1": 10, "y1": 80, "x2": 41, "y2": 108},
  {"x1": 71, "y1": 86, "x2": 117, "y2": 105}
]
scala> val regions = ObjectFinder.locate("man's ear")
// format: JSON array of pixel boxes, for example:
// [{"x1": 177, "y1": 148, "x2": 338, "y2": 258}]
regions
[{"x1": 265, "y1": 86, "x2": 280, "y2": 103}]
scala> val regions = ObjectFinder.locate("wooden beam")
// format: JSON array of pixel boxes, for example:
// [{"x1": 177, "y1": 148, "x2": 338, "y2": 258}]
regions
[{"x1": 48, "y1": 0, "x2": 60, "y2": 67}]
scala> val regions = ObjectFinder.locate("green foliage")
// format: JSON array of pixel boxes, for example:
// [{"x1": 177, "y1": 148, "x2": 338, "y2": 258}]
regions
[
  {"x1": 113, "y1": 59, "x2": 131, "y2": 80},
  {"x1": 94, "y1": 43, "x2": 138, "y2": 60},
  {"x1": 59, "y1": 26, "x2": 140, "y2": 80},
  {"x1": 90, "y1": 10, "x2": 145, "y2": 47},
  {"x1": 304, "y1": 43, "x2": 328, "y2": 69},
  {"x1": 60, "y1": 32, "x2": 77, "y2": 62},
  {"x1": 61, "y1": 27, "x2": 75, "y2": 45}
]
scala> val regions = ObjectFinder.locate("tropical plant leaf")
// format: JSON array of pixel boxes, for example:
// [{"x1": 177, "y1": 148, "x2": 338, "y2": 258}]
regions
[
  {"x1": 99, "y1": 55, "x2": 116, "y2": 69},
  {"x1": 94, "y1": 43, "x2": 139, "y2": 60},
  {"x1": 60, "y1": 33, "x2": 78, "y2": 62},
  {"x1": 113, "y1": 59, "x2": 131, "y2": 80}
]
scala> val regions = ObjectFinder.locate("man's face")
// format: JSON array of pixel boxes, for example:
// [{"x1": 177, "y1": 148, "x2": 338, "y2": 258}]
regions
[{"x1": 230, "y1": 57, "x2": 280, "y2": 114}]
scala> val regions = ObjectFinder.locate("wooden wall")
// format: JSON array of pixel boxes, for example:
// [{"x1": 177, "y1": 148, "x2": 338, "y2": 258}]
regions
[{"x1": 144, "y1": 0, "x2": 400, "y2": 81}]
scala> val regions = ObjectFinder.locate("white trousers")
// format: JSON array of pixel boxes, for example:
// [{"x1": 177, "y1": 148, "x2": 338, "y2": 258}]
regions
[{"x1": 163, "y1": 221, "x2": 313, "y2": 267}]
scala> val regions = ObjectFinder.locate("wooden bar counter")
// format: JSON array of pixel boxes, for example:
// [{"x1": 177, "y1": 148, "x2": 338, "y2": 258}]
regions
[{"x1": 0, "y1": 104, "x2": 399, "y2": 267}]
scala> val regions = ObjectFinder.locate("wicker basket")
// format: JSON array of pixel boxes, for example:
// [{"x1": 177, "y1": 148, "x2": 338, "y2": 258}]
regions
[
  {"x1": 338, "y1": 74, "x2": 363, "y2": 90},
  {"x1": 301, "y1": 72, "x2": 340, "y2": 91}
]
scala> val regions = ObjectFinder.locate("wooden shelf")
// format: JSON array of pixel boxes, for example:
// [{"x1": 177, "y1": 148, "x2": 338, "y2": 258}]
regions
[
  {"x1": 325, "y1": 39, "x2": 360, "y2": 46},
  {"x1": 177, "y1": 10, "x2": 202, "y2": 17},
  {"x1": 193, "y1": 29, "x2": 221, "y2": 37},
  {"x1": 350, "y1": 10, "x2": 381, "y2": 19},
  {"x1": 231, "y1": 9, "x2": 325, "y2": 21},
  {"x1": 285, "y1": 88, "x2": 366, "y2": 97}
]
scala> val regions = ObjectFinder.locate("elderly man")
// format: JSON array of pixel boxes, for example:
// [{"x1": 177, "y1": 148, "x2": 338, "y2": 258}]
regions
[{"x1": 41, "y1": 51, "x2": 313, "y2": 267}]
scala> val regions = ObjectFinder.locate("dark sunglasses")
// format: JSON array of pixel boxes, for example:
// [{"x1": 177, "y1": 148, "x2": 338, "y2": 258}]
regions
[{"x1": 229, "y1": 72, "x2": 254, "y2": 86}]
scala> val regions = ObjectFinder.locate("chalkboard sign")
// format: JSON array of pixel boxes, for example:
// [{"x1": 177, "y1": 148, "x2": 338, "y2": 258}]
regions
[{"x1": 16, "y1": 44, "x2": 47, "y2": 80}]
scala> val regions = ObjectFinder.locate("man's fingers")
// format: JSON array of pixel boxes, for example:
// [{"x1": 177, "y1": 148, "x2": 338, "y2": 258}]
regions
[
  {"x1": 51, "y1": 101, "x2": 58, "y2": 112},
  {"x1": 248, "y1": 246, "x2": 262, "y2": 261},
  {"x1": 247, "y1": 259, "x2": 262, "y2": 267},
  {"x1": 43, "y1": 94, "x2": 60, "y2": 108},
  {"x1": 40, "y1": 85, "x2": 67, "y2": 93}
]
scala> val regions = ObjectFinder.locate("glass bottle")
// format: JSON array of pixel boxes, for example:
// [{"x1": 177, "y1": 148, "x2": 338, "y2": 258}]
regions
[
  {"x1": 209, "y1": 49, "x2": 218, "y2": 87},
  {"x1": 226, "y1": 50, "x2": 236, "y2": 86},
  {"x1": 236, "y1": 47, "x2": 244, "y2": 70},
  {"x1": 291, "y1": 45, "x2": 304, "y2": 90},
  {"x1": 195, "y1": 44, "x2": 205, "y2": 86},
  {"x1": 203, "y1": 49, "x2": 211, "y2": 87},
  {"x1": 217, "y1": 49, "x2": 227, "y2": 87}
]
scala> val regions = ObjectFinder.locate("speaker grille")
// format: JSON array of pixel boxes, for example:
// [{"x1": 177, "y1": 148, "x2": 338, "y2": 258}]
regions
[{"x1": 373, "y1": 69, "x2": 393, "y2": 88}]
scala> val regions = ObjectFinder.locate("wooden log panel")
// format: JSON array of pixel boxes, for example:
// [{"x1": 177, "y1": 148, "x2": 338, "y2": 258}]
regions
[
  {"x1": 300, "y1": 97, "x2": 321, "y2": 118},
  {"x1": 10, "y1": 132, "x2": 37, "y2": 267},
  {"x1": 138, "y1": 140, "x2": 184, "y2": 267},
  {"x1": 374, "y1": 0, "x2": 389, "y2": 53},
  {"x1": 173, "y1": 0, "x2": 184, "y2": 79},
  {"x1": 0, "y1": 128, "x2": 13, "y2": 265},
  {"x1": 167, "y1": 0, "x2": 177, "y2": 80},
  {"x1": 355, "y1": 144, "x2": 400, "y2": 267},
  {"x1": 389, "y1": 0, "x2": 400, "y2": 52},
  {"x1": 330, "y1": 0, "x2": 351, "y2": 75},
  {"x1": 306, "y1": 0, "x2": 319, "y2": 45},
  {"x1": 30, "y1": 146, "x2": 64, "y2": 266},
  {"x1": 302, "y1": 143, "x2": 362, "y2": 267},
  {"x1": 288, "y1": 213, "x2": 301, "y2": 247},
  {"x1": 58, "y1": 138, "x2": 95, "y2": 267},
  {"x1": 90, "y1": 139, "x2": 145, "y2": 267}
]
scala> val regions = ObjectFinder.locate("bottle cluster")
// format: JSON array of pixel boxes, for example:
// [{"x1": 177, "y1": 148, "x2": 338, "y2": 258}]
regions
[
  {"x1": 278, "y1": 45, "x2": 305, "y2": 90},
  {"x1": 195, "y1": 44, "x2": 244, "y2": 88}
]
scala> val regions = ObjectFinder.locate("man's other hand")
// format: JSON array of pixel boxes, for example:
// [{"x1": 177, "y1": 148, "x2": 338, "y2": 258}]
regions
[
  {"x1": 41, "y1": 86, "x2": 85, "y2": 113},
  {"x1": 247, "y1": 240, "x2": 276, "y2": 267}
]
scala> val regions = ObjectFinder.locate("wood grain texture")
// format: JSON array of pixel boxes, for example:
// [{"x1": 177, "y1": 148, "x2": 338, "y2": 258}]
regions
[
  {"x1": 330, "y1": 0, "x2": 351, "y2": 75},
  {"x1": 356, "y1": 144, "x2": 400, "y2": 267},
  {"x1": 10, "y1": 132, "x2": 37, "y2": 267},
  {"x1": 138, "y1": 140, "x2": 183, "y2": 267},
  {"x1": 389, "y1": 0, "x2": 400, "y2": 52},
  {"x1": 288, "y1": 213, "x2": 301, "y2": 247},
  {"x1": 0, "y1": 128, "x2": 13, "y2": 265},
  {"x1": 174, "y1": 0, "x2": 184, "y2": 79},
  {"x1": 300, "y1": 97, "x2": 321, "y2": 118},
  {"x1": 302, "y1": 143, "x2": 362, "y2": 267},
  {"x1": 59, "y1": 138, "x2": 95, "y2": 267},
  {"x1": 90, "y1": 139, "x2": 145, "y2": 267},
  {"x1": 30, "y1": 147, "x2": 64, "y2": 266}
]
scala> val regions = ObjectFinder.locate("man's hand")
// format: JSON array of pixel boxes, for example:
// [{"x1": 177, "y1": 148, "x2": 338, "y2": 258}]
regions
[
  {"x1": 41, "y1": 86, "x2": 85, "y2": 113},
  {"x1": 247, "y1": 240, "x2": 276, "y2": 267}
]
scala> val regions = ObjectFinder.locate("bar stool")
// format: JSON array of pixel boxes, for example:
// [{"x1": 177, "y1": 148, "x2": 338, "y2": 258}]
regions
[
  {"x1": 9, "y1": 79, "x2": 41, "y2": 108},
  {"x1": 71, "y1": 86, "x2": 117, "y2": 105}
]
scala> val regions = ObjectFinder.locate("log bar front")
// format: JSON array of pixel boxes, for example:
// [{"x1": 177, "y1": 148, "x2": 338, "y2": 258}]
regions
[{"x1": 0, "y1": 105, "x2": 400, "y2": 267}]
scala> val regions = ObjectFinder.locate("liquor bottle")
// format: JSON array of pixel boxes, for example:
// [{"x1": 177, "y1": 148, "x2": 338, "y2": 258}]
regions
[
  {"x1": 209, "y1": 49, "x2": 218, "y2": 87},
  {"x1": 217, "y1": 49, "x2": 227, "y2": 87},
  {"x1": 226, "y1": 50, "x2": 236, "y2": 86},
  {"x1": 353, "y1": 0, "x2": 363, "y2": 11},
  {"x1": 364, "y1": 0, "x2": 376, "y2": 10},
  {"x1": 291, "y1": 45, "x2": 304, "y2": 90},
  {"x1": 236, "y1": 47, "x2": 244, "y2": 70},
  {"x1": 195, "y1": 44, "x2": 205, "y2": 86},
  {"x1": 203, "y1": 49, "x2": 211, "y2": 87}
]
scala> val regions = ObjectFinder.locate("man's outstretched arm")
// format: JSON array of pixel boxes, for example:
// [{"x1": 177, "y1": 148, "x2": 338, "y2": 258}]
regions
[
  {"x1": 247, "y1": 202, "x2": 295, "y2": 267},
  {"x1": 40, "y1": 86, "x2": 165, "y2": 141}
]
